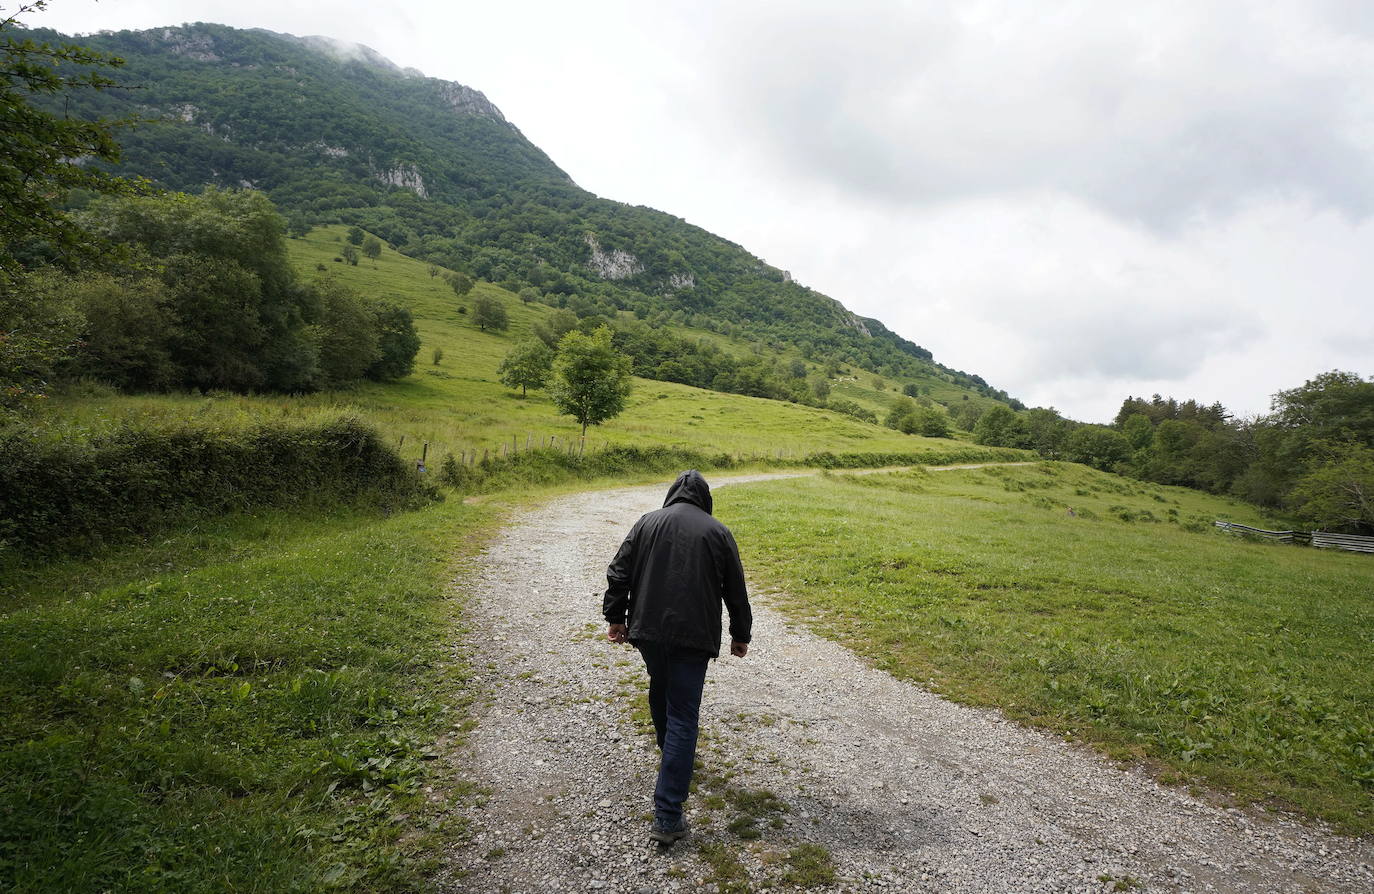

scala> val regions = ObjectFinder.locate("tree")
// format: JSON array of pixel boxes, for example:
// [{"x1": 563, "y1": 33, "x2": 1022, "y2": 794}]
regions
[
  {"x1": 532, "y1": 308, "x2": 579, "y2": 348},
  {"x1": 1065, "y1": 425, "x2": 1132, "y2": 471},
  {"x1": 446, "y1": 271, "x2": 474, "y2": 298},
  {"x1": 471, "y1": 294, "x2": 509, "y2": 332},
  {"x1": 340, "y1": 243, "x2": 358, "y2": 266},
  {"x1": 314, "y1": 278, "x2": 378, "y2": 387},
  {"x1": 914, "y1": 406, "x2": 951, "y2": 438},
  {"x1": 811, "y1": 377, "x2": 831, "y2": 401},
  {"x1": 0, "y1": 267, "x2": 82, "y2": 414},
  {"x1": 1, "y1": 2, "x2": 134, "y2": 271},
  {"x1": 498, "y1": 338, "x2": 553, "y2": 397},
  {"x1": 902, "y1": 383, "x2": 920, "y2": 398},
  {"x1": 1288, "y1": 441, "x2": 1374, "y2": 533},
  {"x1": 1122, "y1": 413, "x2": 1154, "y2": 450},
  {"x1": 346, "y1": 226, "x2": 365, "y2": 246},
  {"x1": 518, "y1": 286, "x2": 540, "y2": 304},
  {"x1": 366, "y1": 300, "x2": 420, "y2": 381},
  {"x1": 361, "y1": 235, "x2": 382, "y2": 261},
  {"x1": 550, "y1": 326, "x2": 633, "y2": 436},
  {"x1": 973, "y1": 405, "x2": 1027, "y2": 448},
  {"x1": 885, "y1": 396, "x2": 920, "y2": 434}
]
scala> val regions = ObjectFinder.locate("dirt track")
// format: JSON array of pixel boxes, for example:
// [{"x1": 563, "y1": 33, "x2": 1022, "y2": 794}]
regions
[{"x1": 438, "y1": 474, "x2": 1372, "y2": 893}]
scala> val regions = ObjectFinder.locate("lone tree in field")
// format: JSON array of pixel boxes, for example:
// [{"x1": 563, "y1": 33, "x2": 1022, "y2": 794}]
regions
[
  {"x1": 498, "y1": 338, "x2": 554, "y2": 397},
  {"x1": 446, "y1": 271, "x2": 474, "y2": 298},
  {"x1": 361, "y1": 235, "x2": 382, "y2": 261},
  {"x1": 550, "y1": 327, "x2": 632, "y2": 436},
  {"x1": 472, "y1": 294, "x2": 509, "y2": 332}
]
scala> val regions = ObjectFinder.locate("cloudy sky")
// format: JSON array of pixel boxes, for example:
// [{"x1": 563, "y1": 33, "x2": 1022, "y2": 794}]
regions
[{"x1": 31, "y1": 0, "x2": 1374, "y2": 421}]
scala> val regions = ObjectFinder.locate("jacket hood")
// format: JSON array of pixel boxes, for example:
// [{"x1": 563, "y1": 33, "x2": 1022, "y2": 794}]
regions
[{"x1": 663, "y1": 469, "x2": 713, "y2": 515}]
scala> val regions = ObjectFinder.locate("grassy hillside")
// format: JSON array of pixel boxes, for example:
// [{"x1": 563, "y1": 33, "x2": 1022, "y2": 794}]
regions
[
  {"x1": 41, "y1": 226, "x2": 995, "y2": 465},
  {"x1": 721, "y1": 463, "x2": 1374, "y2": 835}
]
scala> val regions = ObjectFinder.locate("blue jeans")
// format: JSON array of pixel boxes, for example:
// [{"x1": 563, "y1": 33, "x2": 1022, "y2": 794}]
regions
[{"x1": 634, "y1": 641, "x2": 710, "y2": 825}]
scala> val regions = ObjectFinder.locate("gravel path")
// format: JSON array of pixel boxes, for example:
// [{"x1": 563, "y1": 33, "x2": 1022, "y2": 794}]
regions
[{"x1": 437, "y1": 475, "x2": 1373, "y2": 893}]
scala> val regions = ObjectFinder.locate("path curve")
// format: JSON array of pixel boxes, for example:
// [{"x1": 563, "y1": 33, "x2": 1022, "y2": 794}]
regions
[{"x1": 438, "y1": 475, "x2": 1372, "y2": 893}]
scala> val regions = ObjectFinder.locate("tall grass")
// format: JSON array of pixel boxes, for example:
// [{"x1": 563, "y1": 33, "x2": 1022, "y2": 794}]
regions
[{"x1": 720, "y1": 463, "x2": 1374, "y2": 834}]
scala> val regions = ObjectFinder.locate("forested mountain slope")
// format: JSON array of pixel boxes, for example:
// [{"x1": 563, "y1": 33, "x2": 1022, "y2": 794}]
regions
[{"x1": 33, "y1": 22, "x2": 1016, "y2": 405}]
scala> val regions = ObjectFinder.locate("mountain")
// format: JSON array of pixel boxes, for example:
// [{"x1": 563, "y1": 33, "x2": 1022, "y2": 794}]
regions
[{"x1": 34, "y1": 22, "x2": 1017, "y2": 406}]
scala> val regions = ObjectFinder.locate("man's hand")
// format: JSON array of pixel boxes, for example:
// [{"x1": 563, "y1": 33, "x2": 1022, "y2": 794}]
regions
[
  {"x1": 730, "y1": 640, "x2": 748, "y2": 658},
  {"x1": 607, "y1": 623, "x2": 628, "y2": 644}
]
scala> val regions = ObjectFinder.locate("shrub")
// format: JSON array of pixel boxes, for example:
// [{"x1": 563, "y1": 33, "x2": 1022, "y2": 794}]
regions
[{"x1": 0, "y1": 416, "x2": 433, "y2": 555}]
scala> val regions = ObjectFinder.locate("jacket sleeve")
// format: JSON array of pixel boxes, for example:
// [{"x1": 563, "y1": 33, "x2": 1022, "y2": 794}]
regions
[
  {"x1": 603, "y1": 520, "x2": 639, "y2": 625},
  {"x1": 719, "y1": 527, "x2": 752, "y2": 643}
]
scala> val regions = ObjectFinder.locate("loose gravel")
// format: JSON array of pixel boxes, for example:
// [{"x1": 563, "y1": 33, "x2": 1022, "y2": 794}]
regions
[{"x1": 436, "y1": 475, "x2": 1373, "y2": 893}]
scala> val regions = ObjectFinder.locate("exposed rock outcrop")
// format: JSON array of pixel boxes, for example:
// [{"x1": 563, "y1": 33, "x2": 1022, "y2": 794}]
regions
[
  {"x1": 436, "y1": 83, "x2": 508, "y2": 124},
  {"x1": 160, "y1": 28, "x2": 221, "y2": 62},
  {"x1": 584, "y1": 235, "x2": 644, "y2": 280},
  {"x1": 376, "y1": 165, "x2": 428, "y2": 198}
]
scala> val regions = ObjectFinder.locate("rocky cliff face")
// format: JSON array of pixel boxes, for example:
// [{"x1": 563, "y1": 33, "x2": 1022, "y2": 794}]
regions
[
  {"x1": 435, "y1": 82, "x2": 508, "y2": 125},
  {"x1": 584, "y1": 235, "x2": 644, "y2": 280},
  {"x1": 376, "y1": 165, "x2": 428, "y2": 198}
]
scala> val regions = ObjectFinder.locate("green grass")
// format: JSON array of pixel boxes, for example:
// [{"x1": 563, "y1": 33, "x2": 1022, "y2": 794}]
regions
[
  {"x1": 0, "y1": 496, "x2": 500, "y2": 892},
  {"x1": 719, "y1": 462, "x2": 1374, "y2": 834},
  {"x1": 37, "y1": 226, "x2": 995, "y2": 466}
]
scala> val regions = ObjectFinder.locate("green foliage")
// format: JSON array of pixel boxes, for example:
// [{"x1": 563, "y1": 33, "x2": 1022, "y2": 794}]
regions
[
  {"x1": 1065, "y1": 425, "x2": 1132, "y2": 471},
  {"x1": 914, "y1": 405, "x2": 951, "y2": 438},
  {"x1": 346, "y1": 225, "x2": 364, "y2": 246},
  {"x1": 973, "y1": 404, "x2": 1027, "y2": 448},
  {"x1": 360, "y1": 234, "x2": 382, "y2": 261},
  {"x1": 0, "y1": 414, "x2": 432, "y2": 555},
  {"x1": 827, "y1": 397, "x2": 877, "y2": 424},
  {"x1": 497, "y1": 338, "x2": 553, "y2": 397},
  {"x1": 1289, "y1": 441, "x2": 1374, "y2": 533},
  {"x1": 62, "y1": 268, "x2": 177, "y2": 391},
  {"x1": 366, "y1": 300, "x2": 420, "y2": 382},
  {"x1": 340, "y1": 242, "x2": 357, "y2": 265},
  {"x1": 471, "y1": 293, "x2": 508, "y2": 332},
  {"x1": 885, "y1": 396, "x2": 920, "y2": 433},
  {"x1": 531, "y1": 306, "x2": 578, "y2": 348},
  {"x1": 549, "y1": 326, "x2": 632, "y2": 436},
  {"x1": 1, "y1": 3, "x2": 133, "y2": 271},
  {"x1": 724, "y1": 465, "x2": 1374, "y2": 834},
  {"x1": 315, "y1": 276, "x2": 379, "y2": 386},
  {"x1": 0, "y1": 267, "x2": 82, "y2": 415},
  {"x1": 445, "y1": 271, "x2": 474, "y2": 298}
]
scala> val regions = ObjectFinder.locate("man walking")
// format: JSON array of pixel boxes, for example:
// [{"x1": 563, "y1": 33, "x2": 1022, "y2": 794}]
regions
[{"x1": 603, "y1": 469, "x2": 752, "y2": 844}]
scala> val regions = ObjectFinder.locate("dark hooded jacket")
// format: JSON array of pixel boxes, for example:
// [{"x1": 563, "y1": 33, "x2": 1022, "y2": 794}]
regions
[{"x1": 603, "y1": 470, "x2": 751, "y2": 657}]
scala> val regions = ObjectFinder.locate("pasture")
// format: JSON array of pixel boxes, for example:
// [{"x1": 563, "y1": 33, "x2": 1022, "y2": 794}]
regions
[{"x1": 721, "y1": 463, "x2": 1374, "y2": 835}]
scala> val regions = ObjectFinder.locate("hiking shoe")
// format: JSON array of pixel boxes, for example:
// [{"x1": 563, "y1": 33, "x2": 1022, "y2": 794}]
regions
[{"x1": 649, "y1": 817, "x2": 689, "y2": 844}]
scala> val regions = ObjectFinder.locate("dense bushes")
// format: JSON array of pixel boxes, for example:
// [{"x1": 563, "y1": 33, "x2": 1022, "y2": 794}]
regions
[{"x1": 0, "y1": 416, "x2": 434, "y2": 554}]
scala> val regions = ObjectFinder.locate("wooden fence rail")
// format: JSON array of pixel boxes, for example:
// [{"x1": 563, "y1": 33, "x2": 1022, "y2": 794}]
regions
[
  {"x1": 1215, "y1": 521, "x2": 1374, "y2": 554},
  {"x1": 1312, "y1": 531, "x2": 1374, "y2": 554}
]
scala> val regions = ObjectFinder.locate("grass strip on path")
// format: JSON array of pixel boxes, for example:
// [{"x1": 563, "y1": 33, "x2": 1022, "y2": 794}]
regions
[{"x1": 720, "y1": 462, "x2": 1374, "y2": 836}]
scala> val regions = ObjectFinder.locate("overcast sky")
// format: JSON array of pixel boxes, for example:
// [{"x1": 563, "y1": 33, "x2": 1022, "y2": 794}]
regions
[{"x1": 29, "y1": 0, "x2": 1374, "y2": 421}]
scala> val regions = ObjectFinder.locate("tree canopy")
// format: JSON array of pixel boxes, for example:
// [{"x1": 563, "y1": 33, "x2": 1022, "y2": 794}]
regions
[
  {"x1": 549, "y1": 327, "x2": 632, "y2": 436},
  {"x1": 1, "y1": 2, "x2": 133, "y2": 272}
]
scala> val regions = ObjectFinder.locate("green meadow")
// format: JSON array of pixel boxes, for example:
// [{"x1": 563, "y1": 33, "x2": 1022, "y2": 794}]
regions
[
  {"x1": 8, "y1": 226, "x2": 1371, "y2": 889},
  {"x1": 720, "y1": 463, "x2": 1374, "y2": 835},
  {"x1": 40, "y1": 226, "x2": 961, "y2": 464}
]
